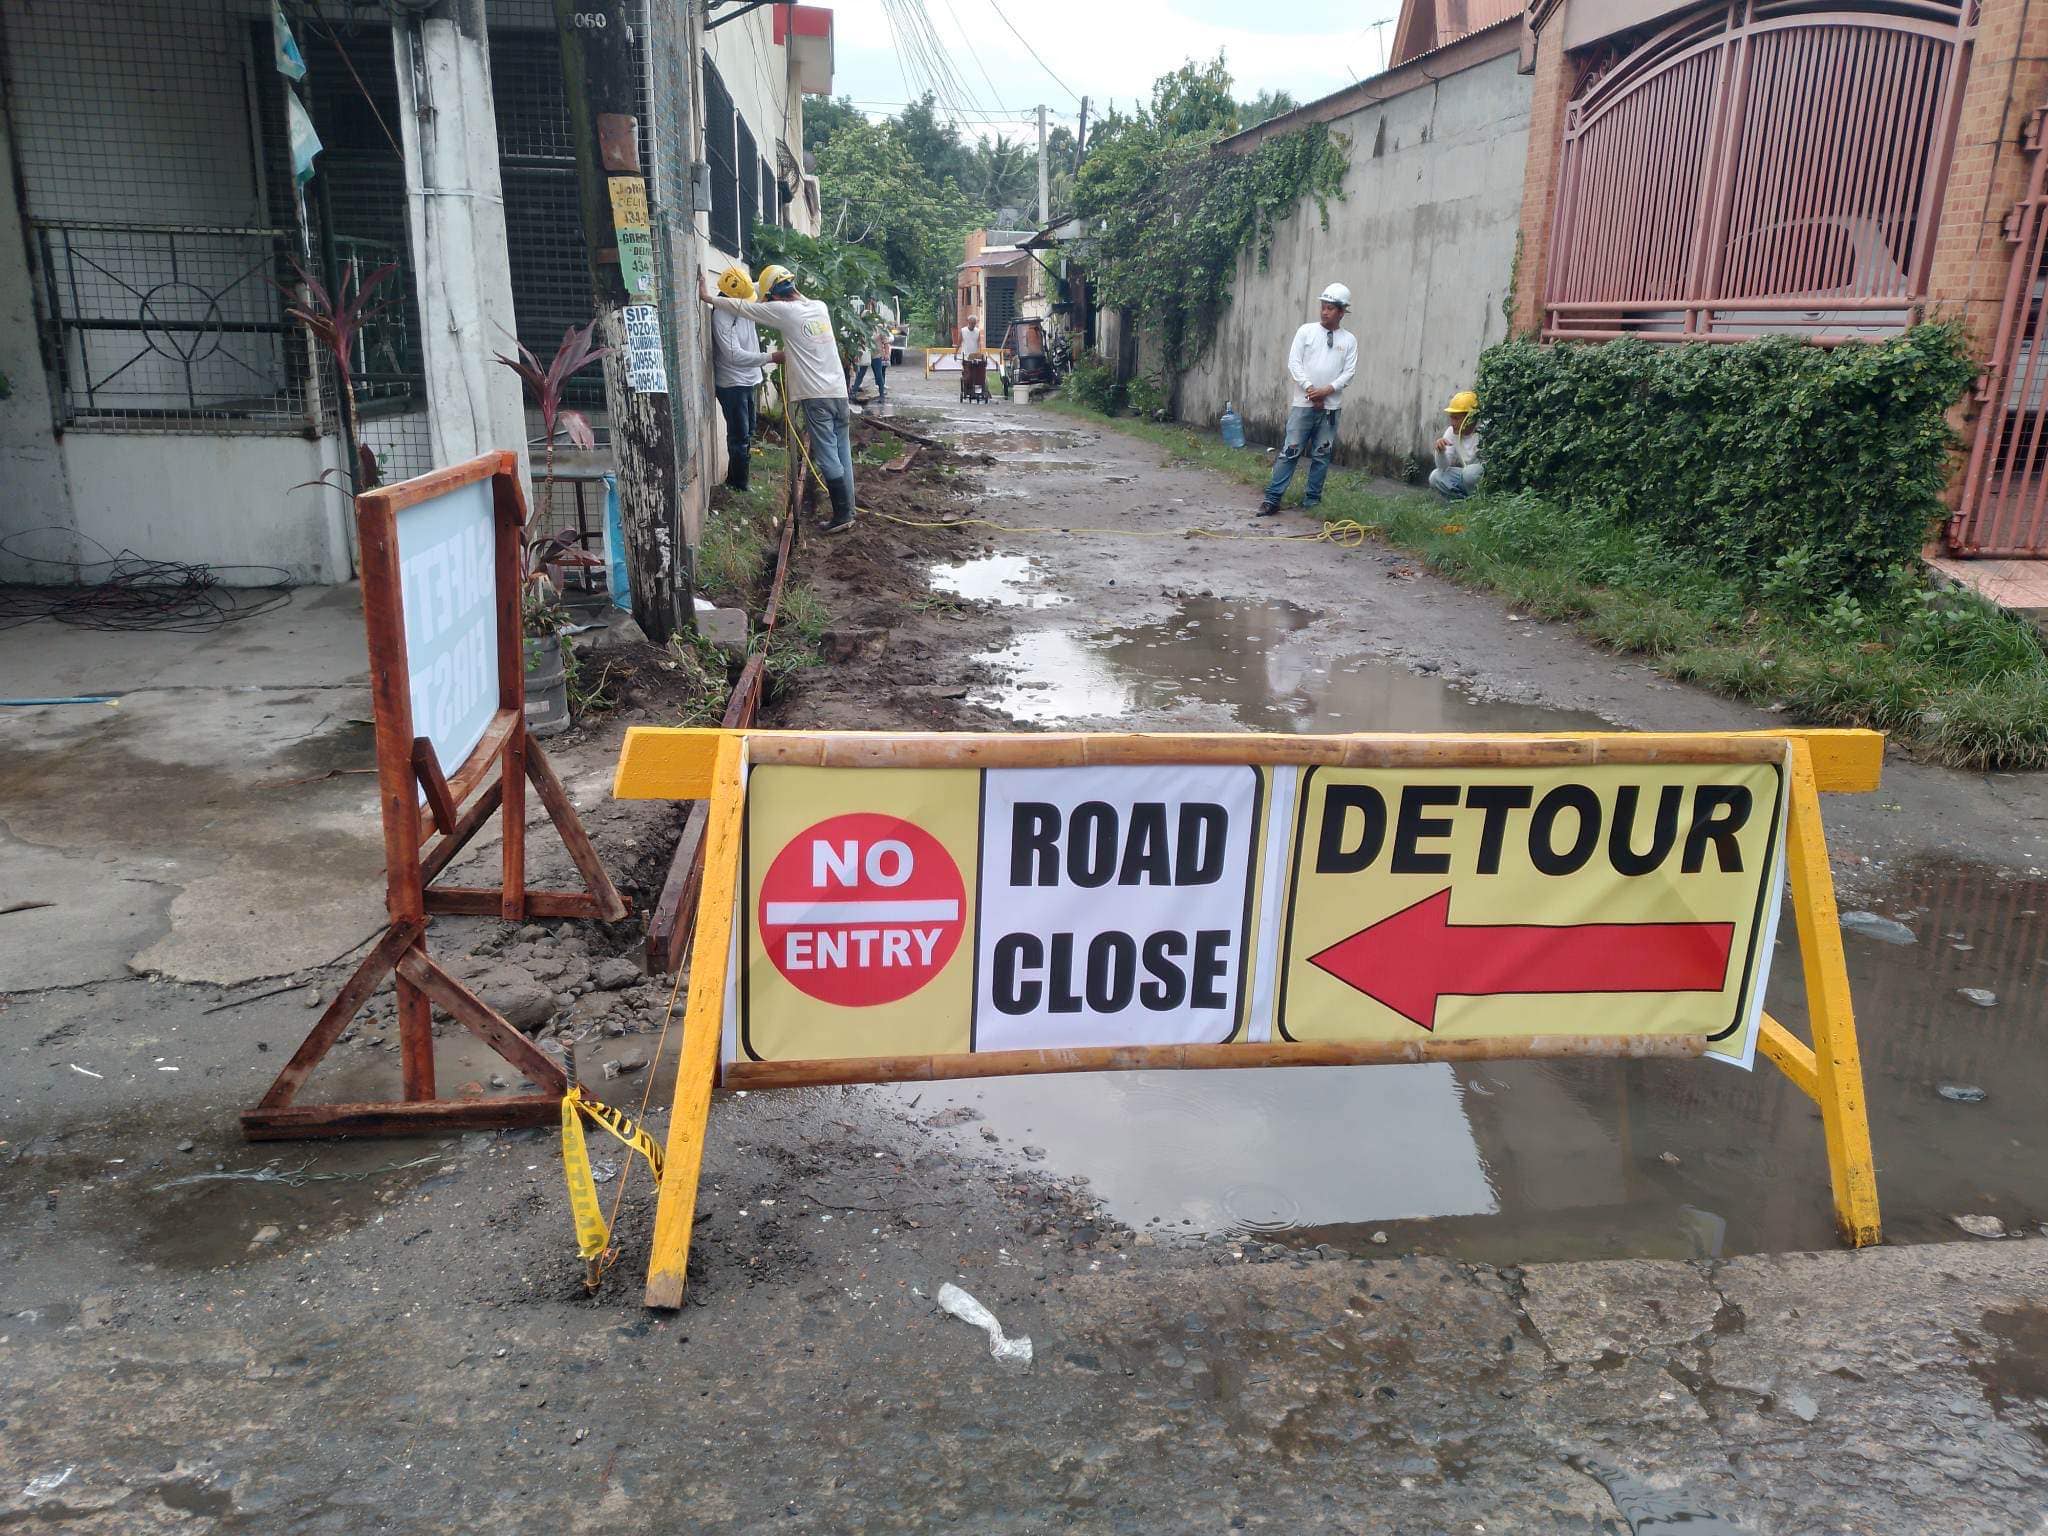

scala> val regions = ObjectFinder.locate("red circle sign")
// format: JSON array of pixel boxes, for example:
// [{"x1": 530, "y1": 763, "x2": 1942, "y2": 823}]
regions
[{"x1": 758, "y1": 812, "x2": 966, "y2": 1007}]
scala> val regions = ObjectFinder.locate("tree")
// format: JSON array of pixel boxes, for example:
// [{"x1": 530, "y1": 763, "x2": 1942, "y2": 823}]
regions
[
  {"x1": 1151, "y1": 54, "x2": 1239, "y2": 138},
  {"x1": 810, "y1": 116, "x2": 977, "y2": 318},
  {"x1": 803, "y1": 94, "x2": 865, "y2": 156},
  {"x1": 969, "y1": 135, "x2": 1035, "y2": 211},
  {"x1": 1238, "y1": 89, "x2": 1298, "y2": 129},
  {"x1": 894, "y1": 92, "x2": 976, "y2": 198}
]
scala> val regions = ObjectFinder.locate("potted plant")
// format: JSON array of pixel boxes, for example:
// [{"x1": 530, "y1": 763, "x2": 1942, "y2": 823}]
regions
[{"x1": 496, "y1": 324, "x2": 609, "y2": 735}]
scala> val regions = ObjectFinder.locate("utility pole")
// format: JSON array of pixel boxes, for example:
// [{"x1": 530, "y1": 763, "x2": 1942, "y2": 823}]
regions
[
  {"x1": 552, "y1": 0, "x2": 689, "y2": 641},
  {"x1": 1074, "y1": 96, "x2": 1089, "y2": 175},
  {"x1": 1371, "y1": 18, "x2": 1392, "y2": 73},
  {"x1": 1036, "y1": 103, "x2": 1050, "y2": 226}
]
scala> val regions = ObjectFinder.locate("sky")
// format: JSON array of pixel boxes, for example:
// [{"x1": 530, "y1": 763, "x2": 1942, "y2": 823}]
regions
[{"x1": 818, "y1": 0, "x2": 1407, "y2": 142}]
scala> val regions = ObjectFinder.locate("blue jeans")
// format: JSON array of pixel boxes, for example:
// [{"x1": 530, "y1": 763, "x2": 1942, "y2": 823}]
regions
[
  {"x1": 714, "y1": 384, "x2": 755, "y2": 483},
  {"x1": 854, "y1": 358, "x2": 889, "y2": 396},
  {"x1": 801, "y1": 397, "x2": 856, "y2": 515},
  {"x1": 1430, "y1": 464, "x2": 1481, "y2": 500},
  {"x1": 1263, "y1": 406, "x2": 1339, "y2": 508}
]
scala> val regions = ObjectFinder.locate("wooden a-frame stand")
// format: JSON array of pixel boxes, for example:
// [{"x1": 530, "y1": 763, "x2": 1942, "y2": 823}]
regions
[{"x1": 243, "y1": 452, "x2": 628, "y2": 1140}]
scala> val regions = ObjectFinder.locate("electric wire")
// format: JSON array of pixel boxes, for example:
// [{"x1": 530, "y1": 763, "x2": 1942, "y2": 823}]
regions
[
  {"x1": 985, "y1": 0, "x2": 1083, "y2": 105},
  {"x1": 0, "y1": 529, "x2": 295, "y2": 632}
]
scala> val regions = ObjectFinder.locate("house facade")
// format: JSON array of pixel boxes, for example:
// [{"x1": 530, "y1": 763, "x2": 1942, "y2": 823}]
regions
[{"x1": 0, "y1": 0, "x2": 830, "y2": 593}]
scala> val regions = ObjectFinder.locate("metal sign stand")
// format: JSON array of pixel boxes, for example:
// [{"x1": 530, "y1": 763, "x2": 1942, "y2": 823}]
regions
[{"x1": 243, "y1": 453, "x2": 628, "y2": 1140}]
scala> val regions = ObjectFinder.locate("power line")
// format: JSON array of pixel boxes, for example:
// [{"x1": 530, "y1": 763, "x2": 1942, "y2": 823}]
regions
[{"x1": 985, "y1": 0, "x2": 1082, "y2": 106}]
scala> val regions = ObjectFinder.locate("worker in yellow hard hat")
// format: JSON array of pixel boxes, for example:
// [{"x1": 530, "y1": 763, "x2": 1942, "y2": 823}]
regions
[
  {"x1": 1430, "y1": 388, "x2": 1483, "y2": 501},
  {"x1": 701, "y1": 260, "x2": 858, "y2": 533},
  {"x1": 710, "y1": 266, "x2": 772, "y2": 491}
]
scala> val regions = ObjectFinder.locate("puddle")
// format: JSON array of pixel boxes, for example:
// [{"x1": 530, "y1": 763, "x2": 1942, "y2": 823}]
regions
[
  {"x1": 895, "y1": 857, "x2": 2048, "y2": 1261},
  {"x1": 928, "y1": 553, "x2": 1068, "y2": 610},
  {"x1": 951, "y1": 431, "x2": 1083, "y2": 453},
  {"x1": 974, "y1": 596, "x2": 1614, "y2": 732}
]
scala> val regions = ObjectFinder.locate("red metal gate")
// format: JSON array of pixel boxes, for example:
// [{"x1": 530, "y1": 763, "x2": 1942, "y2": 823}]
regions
[
  {"x1": 1546, "y1": 0, "x2": 1974, "y2": 344},
  {"x1": 1953, "y1": 107, "x2": 2048, "y2": 555}
]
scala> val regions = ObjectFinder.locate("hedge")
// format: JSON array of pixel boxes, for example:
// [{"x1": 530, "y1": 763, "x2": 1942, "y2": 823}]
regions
[{"x1": 1474, "y1": 326, "x2": 1976, "y2": 601}]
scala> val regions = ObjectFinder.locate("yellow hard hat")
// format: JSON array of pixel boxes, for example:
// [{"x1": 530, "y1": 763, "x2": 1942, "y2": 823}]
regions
[
  {"x1": 717, "y1": 265, "x2": 757, "y2": 301},
  {"x1": 756, "y1": 263, "x2": 797, "y2": 298},
  {"x1": 1444, "y1": 389, "x2": 1479, "y2": 416}
]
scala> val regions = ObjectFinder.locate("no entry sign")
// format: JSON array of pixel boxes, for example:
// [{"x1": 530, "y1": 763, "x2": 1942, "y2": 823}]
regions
[{"x1": 757, "y1": 812, "x2": 965, "y2": 1007}]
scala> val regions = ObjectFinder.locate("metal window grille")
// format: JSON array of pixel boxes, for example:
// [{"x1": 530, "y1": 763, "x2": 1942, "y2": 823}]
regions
[
  {"x1": 1544, "y1": 0, "x2": 1973, "y2": 344},
  {"x1": 3, "y1": 0, "x2": 318, "y2": 431},
  {"x1": 738, "y1": 119, "x2": 760, "y2": 264},
  {"x1": 704, "y1": 55, "x2": 741, "y2": 255},
  {"x1": 761, "y1": 154, "x2": 781, "y2": 229}
]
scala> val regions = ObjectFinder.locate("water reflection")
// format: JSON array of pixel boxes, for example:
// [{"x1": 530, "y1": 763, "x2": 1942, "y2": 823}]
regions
[{"x1": 973, "y1": 596, "x2": 1616, "y2": 732}]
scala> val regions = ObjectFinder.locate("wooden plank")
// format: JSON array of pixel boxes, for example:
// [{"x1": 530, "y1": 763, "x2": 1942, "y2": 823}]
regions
[
  {"x1": 425, "y1": 888, "x2": 607, "y2": 919},
  {"x1": 412, "y1": 737, "x2": 458, "y2": 837},
  {"x1": 644, "y1": 802, "x2": 708, "y2": 973},
  {"x1": 420, "y1": 778, "x2": 503, "y2": 884},
  {"x1": 646, "y1": 733, "x2": 746, "y2": 1310},
  {"x1": 721, "y1": 1033, "x2": 1709, "y2": 1088},
  {"x1": 1758, "y1": 1012, "x2": 1819, "y2": 1102},
  {"x1": 502, "y1": 724, "x2": 528, "y2": 922},
  {"x1": 354, "y1": 490, "x2": 428, "y2": 922},
  {"x1": 526, "y1": 738, "x2": 630, "y2": 920},
  {"x1": 1783, "y1": 740, "x2": 1882, "y2": 1247},
  {"x1": 243, "y1": 1094, "x2": 560, "y2": 1140},
  {"x1": 614, "y1": 726, "x2": 725, "y2": 800},
  {"x1": 615, "y1": 728, "x2": 1880, "y2": 800},
  {"x1": 251, "y1": 921, "x2": 419, "y2": 1110},
  {"x1": 359, "y1": 450, "x2": 503, "y2": 515},
  {"x1": 1734, "y1": 728, "x2": 1882, "y2": 793},
  {"x1": 397, "y1": 977, "x2": 435, "y2": 1102},
  {"x1": 430, "y1": 710, "x2": 520, "y2": 834},
  {"x1": 397, "y1": 949, "x2": 569, "y2": 1094}
]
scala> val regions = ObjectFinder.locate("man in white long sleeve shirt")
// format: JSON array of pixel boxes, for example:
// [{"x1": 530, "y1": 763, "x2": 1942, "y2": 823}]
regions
[
  {"x1": 701, "y1": 262, "x2": 857, "y2": 534},
  {"x1": 1259, "y1": 282, "x2": 1359, "y2": 516},
  {"x1": 711, "y1": 266, "x2": 773, "y2": 492},
  {"x1": 1429, "y1": 389, "x2": 1483, "y2": 500}
]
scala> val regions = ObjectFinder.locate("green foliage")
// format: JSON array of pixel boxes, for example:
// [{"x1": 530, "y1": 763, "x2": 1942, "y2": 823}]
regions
[
  {"x1": 1475, "y1": 325, "x2": 1976, "y2": 601},
  {"x1": 1075, "y1": 56, "x2": 1348, "y2": 378},
  {"x1": 1238, "y1": 89, "x2": 1298, "y2": 129},
  {"x1": 1059, "y1": 353, "x2": 1126, "y2": 416},
  {"x1": 749, "y1": 224, "x2": 894, "y2": 366},
  {"x1": 1048, "y1": 396, "x2": 2048, "y2": 770},
  {"x1": 809, "y1": 113, "x2": 978, "y2": 319},
  {"x1": 803, "y1": 94, "x2": 866, "y2": 156}
]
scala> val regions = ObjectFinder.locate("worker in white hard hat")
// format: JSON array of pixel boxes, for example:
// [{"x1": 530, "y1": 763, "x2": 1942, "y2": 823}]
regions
[
  {"x1": 1259, "y1": 282, "x2": 1358, "y2": 516},
  {"x1": 1430, "y1": 389, "x2": 1484, "y2": 500}
]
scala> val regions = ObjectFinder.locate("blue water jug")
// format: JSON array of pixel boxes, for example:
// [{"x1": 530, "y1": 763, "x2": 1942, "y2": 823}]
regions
[{"x1": 1220, "y1": 400, "x2": 1245, "y2": 449}]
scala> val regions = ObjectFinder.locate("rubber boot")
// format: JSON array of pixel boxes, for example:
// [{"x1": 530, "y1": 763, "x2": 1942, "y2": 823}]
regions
[
  {"x1": 729, "y1": 448, "x2": 750, "y2": 494},
  {"x1": 823, "y1": 475, "x2": 855, "y2": 535}
]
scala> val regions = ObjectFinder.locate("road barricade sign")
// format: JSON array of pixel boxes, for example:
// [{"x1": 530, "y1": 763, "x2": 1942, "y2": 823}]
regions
[{"x1": 614, "y1": 728, "x2": 1885, "y2": 1309}]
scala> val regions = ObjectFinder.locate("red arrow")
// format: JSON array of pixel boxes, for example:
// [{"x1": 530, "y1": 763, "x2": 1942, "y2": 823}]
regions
[{"x1": 1306, "y1": 888, "x2": 1735, "y2": 1032}]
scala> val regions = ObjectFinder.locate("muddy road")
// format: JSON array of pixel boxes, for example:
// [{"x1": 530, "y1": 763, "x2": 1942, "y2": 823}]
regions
[{"x1": 2, "y1": 367, "x2": 2047, "y2": 1532}]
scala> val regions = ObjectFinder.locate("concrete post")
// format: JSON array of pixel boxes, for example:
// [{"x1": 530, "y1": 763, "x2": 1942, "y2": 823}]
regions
[
  {"x1": 0, "y1": 105, "x2": 77, "y2": 581},
  {"x1": 391, "y1": 1, "x2": 530, "y2": 479}
]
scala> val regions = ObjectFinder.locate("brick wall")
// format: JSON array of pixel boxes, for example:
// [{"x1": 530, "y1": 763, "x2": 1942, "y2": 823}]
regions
[{"x1": 1508, "y1": 22, "x2": 1576, "y2": 338}]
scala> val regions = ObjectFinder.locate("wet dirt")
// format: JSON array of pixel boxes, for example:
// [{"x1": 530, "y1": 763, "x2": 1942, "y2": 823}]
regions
[{"x1": 772, "y1": 374, "x2": 2048, "y2": 1267}]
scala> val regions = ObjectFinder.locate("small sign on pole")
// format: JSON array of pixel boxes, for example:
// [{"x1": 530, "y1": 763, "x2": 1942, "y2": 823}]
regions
[
  {"x1": 615, "y1": 726, "x2": 1886, "y2": 1309},
  {"x1": 243, "y1": 453, "x2": 628, "y2": 1140}
]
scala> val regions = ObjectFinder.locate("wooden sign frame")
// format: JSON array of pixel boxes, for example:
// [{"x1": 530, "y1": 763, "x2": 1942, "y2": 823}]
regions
[
  {"x1": 614, "y1": 726, "x2": 1886, "y2": 1309},
  {"x1": 243, "y1": 452, "x2": 627, "y2": 1140}
]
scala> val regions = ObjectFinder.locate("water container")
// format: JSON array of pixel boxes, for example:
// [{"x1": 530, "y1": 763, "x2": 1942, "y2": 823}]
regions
[
  {"x1": 1220, "y1": 400, "x2": 1245, "y2": 449},
  {"x1": 523, "y1": 634, "x2": 571, "y2": 739}
]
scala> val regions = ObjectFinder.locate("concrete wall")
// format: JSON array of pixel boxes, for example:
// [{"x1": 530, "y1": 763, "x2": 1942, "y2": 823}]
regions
[{"x1": 1174, "y1": 49, "x2": 1532, "y2": 476}]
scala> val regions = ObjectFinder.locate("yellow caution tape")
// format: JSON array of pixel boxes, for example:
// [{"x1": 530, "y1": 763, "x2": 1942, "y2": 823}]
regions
[{"x1": 559, "y1": 1086, "x2": 665, "y2": 1265}]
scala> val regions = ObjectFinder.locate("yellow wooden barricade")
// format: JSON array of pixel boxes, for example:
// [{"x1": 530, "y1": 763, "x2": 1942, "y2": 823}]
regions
[{"x1": 614, "y1": 727, "x2": 1884, "y2": 1310}]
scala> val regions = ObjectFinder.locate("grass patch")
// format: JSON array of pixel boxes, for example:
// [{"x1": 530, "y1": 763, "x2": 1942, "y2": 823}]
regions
[
  {"x1": 1041, "y1": 397, "x2": 2048, "y2": 769},
  {"x1": 697, "y1": 444, "x2": 790, "y2": 605}
]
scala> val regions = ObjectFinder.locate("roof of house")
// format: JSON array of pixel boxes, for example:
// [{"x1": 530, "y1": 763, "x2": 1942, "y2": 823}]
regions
[
  {"x1": 960, "y1": 247, "x2": 1032, "y2": 271},
  {"x1": 1390, "y1": 0, "x2": 1523, "y2": 67}
]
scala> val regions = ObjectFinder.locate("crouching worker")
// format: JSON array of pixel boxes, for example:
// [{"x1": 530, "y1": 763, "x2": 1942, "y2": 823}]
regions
[
  {"x1": 711, "y1": 266, "x2": 772, "y2": 492},
  {"x1": 1259, "y1": 282, "x2": 1357, "y2": 516},
  {"x1": 700, "y1": 263, "x2": 857, "y2": 535},
  {"x1": 1430, "y1": 390, "x2": 1483, "y2": 501}
]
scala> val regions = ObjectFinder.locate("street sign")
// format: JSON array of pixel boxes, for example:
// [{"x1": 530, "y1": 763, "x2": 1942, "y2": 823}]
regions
[
  {"x1": 1280, "y1": 763, "x2": 1786, "y2": 1065},
  {"x1": 394, "y1": 474, "x2": 498, "y2": 777},
  {"x1": 737, "y1": 764, "x2": 1265, "y2": 1064},
  {"x1": 613, "y1": 727, "x2": 1887, "y2": 1308}
]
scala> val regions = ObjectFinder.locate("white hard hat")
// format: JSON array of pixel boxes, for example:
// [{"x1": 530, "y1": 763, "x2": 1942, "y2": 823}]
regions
[{"x1": 1318, "y1": 282, "x2": 1351, "y2": 309}]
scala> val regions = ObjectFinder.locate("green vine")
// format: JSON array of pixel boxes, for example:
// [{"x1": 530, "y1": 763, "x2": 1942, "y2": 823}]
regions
[{"x1": 1075, "y1": 59, "x2": 1350, "y2": 378}]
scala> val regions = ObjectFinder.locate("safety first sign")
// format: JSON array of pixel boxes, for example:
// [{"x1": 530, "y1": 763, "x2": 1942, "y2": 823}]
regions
[{"x1": 731, "y1": 756, "x2": 1785, "y2": 1070}]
